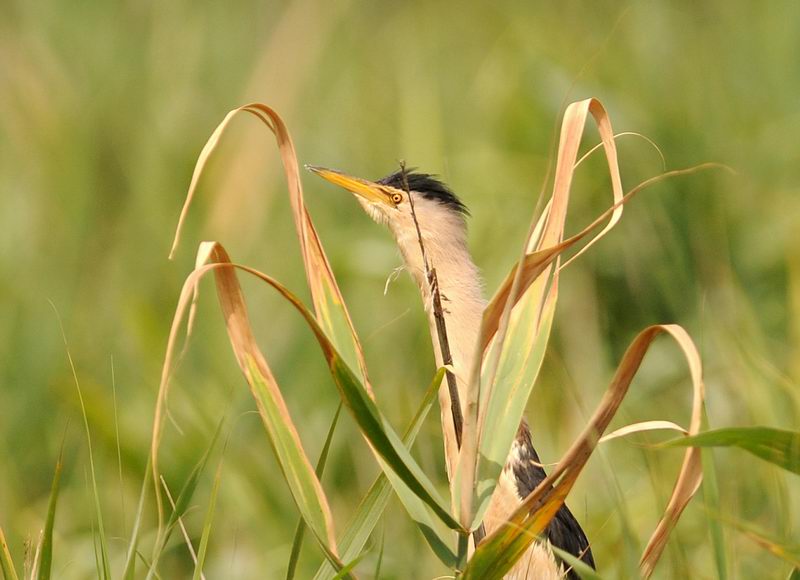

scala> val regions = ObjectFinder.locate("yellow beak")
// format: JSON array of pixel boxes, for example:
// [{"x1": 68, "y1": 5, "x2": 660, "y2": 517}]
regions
[{"x1": 305, "y1": 165, "x2": 395, "y2": 207}]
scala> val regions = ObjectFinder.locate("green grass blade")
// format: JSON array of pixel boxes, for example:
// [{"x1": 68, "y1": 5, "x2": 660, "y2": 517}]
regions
[
  {"x1": 35, "y1": 437, "x2": 65, "y2": 580},
  {"x1": 147, "y1": 423, "x2": 222, "y2": 579},
  {"x1": 325, "y1": 352, "x2": 459, "y2": 531},
  {"x1": 551, "y1": 546, "x2": 606, "y2": 580},
  {"x1": 373, "y1": 528, "x2": 385, "y2": 579},
  {"x1": 192, "y1": 454, "x2": 224, "y2": 580},
  {"x1": 122, "y1": 457, "x2": 151, "y2": 580},
  {"x1": 52, "y1": 304, "x2": 111, "y2": 580},
  {"x1": 286, "y1": 404, "x2": 342, "y2": 580},
  {"x1": 703, "y1": 448, "x2": 727, "y2": 579},
  {"x1": 0, "y1": 527, "x2": 19, "y2": 580},
  {"x1": 166, "y1": 423, "x2": 223, "y2": 533},
  {"x1": 314, "y1": 369, "x2": 444, "y2": 580},
  {"x1": 661, "y1": 427, "x2": 800, "y2": 475},
  {"x1": 164, "y1": 243, "x2": 343, "y2": 570},
  {"x1": 245, "y1": 358, "x2": 345, "y2": 573},
  {"x1": 700, "y1": 408, "x2": 728, "y2": 580}
]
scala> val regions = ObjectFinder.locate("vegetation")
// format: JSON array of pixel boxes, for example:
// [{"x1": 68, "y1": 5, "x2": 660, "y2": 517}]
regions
[{"x1": 1, "y1": 2, "x2": 798, "y2": 578}]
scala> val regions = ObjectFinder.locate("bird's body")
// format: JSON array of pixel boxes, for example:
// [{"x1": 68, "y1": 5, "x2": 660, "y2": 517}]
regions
[{"x1": 310, "y1": 166, "x2": 594, "y2": 578}]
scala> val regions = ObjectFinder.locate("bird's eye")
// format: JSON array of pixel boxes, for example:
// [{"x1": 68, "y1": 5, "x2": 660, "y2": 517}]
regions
[{"x1": 391, "y1": 192, "x2": 403, "y2": 204}]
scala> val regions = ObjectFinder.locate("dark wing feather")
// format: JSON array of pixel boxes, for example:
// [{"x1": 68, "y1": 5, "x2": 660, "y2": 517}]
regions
[{"x1": 512, "y1": 422, "x2": 595, "y2": 578}]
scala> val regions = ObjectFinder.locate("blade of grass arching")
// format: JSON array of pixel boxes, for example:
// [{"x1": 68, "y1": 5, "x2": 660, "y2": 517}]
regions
[
  {"x1": 599, "y1": 420, "x2": 688, "y2": 442},
  {"x1": 373, "y1": 528, "x2": 385, "y2": 580},
  {"x1": 661, "y1": 427, "x2": 800, "y2": 475},
  {"x1": 169, "y1": 103, "x2": 371, "y2": 393},
  {"x1": 461, "y1": 98, "x2": 624, "y2": 529},
  {"x1": 463, "y1": 325, "x2": 706, "y2": 580},
  {"x1": 122, "y1": 457, "x2": 151, "y2": 580},
  {"x1": 152, "y1": 243, "x2": 344, "y2": 574},
  {"x1": 0, "y1": 527, "x2": 19, "y2": 580},
  {"x1": 192, "y1": 453, "x2": 224, "y2": 580},
  {"x1": 160, "y1": 477, "x2": 201, "y2": 573},
  {"x1": 34, "y1": 434, "x2": 66, "y2": 580},
  {"x1": 147, "y1": 423, "x2": 222, "y2": 580},
  {"x1": 550, "y1": 546, "x2": 606, "y2": 580},
  {"x1": 702, "y1": 447, "x2": 727, "y2": 580},
  {"x1": 286, "y1": 404, "x2": 342, "y2": 580},
  {"x1": 167, "y1": 244, "x2": 460, "y2": 533},
  {"x1": 480, "y1": 163, "x2": 726, "y2": 356},
  {"x1": 50, "y1": 303, "x2": 111, "y2": 579},
  {"x1": 314, "y1": 369, "x2": 444, "y2": 580}
]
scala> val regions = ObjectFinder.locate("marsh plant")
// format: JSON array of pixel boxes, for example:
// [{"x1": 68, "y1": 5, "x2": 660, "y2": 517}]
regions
[{"x1": 2, "y1": 100, "x2": 798, "y2": 580}]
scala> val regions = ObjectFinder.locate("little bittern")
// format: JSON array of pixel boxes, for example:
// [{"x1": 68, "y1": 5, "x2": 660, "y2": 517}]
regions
[{"x1": 309, "y1": 165, "x2": 594, "y2": 579}]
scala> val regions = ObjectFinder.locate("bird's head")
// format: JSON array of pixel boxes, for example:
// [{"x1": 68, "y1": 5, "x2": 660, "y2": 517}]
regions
[{"x1": 306, "y1": 165, "x2": 469, "y2": 256}]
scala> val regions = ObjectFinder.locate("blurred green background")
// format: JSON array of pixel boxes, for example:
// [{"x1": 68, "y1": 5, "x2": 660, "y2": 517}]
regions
[{"x1": 1, "y1": 0, "x2": 798, "y2": 578}]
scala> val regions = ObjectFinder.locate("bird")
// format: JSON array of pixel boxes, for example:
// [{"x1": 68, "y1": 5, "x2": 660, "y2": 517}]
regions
[{"x1": 308, "y1": 165, "x2": 594, "y2": 579}]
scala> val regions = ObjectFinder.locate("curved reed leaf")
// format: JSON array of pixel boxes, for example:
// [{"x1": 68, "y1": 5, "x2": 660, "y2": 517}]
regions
[
  {"x1": 152, "y1": 240, "x2": 344, "y2": 573},
  {"x1": 661, "y1": 427, "x2": 800, "y2": 475},
  {"x1": 175, "y1": 243, "x2": 460, "y2": 532},
  {"x1": 169, "y1": 103, "x2": 370, "y2": 392},
  {"x1": 163, "y1": 102, "x2": 371, "y2": 570},
  {"x1": 462, "y1": 325, "x2": 706, "y2": 579},
  {"x1": 460, "y1": 97, "x2": 624, "y2": 529}
]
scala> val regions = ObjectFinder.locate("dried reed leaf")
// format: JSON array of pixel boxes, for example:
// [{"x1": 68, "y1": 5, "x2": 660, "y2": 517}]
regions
[
  {"x1": 661, "y1": 427, "x2": 800, "y2": 475},
  {"x1": 287, "y1": 405, "x2": 342, "y2": 580},
  {"x1": 480, "y1": 162, "x2": 724, "y2": 355},
  {"x1": 161, "y1": 101, "x2": 374, "y2": 572},
  {"x1": 169, "y1": 103, "x2": 370, "y2": 393},
  {"x1": 600, "y1": 420, "x2": 689, "y2": 443},
  {"x1": 459, "y1": 98, "x2": 624, "y2": 529},
  {"x1": 463, "y1": 325, "x2": 706, "y2": 579},
  {"x1": 156, "y1": 242, "x2": 462, "y2": 552},
  {"x1": 207, "y1": 245, "x2": 457, "y2": 530}
]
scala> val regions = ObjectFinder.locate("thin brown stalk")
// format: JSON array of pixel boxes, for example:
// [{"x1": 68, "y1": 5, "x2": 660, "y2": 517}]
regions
[
  {"x1": 398, "y1": 163, "x2": 486, "y2": 549},
  {"x1": 399, "y1": 162, "x2": 464, "y2": 449}
]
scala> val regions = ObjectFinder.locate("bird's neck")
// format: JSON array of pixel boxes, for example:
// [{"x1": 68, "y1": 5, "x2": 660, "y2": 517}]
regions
[{"x1": 394, "y1": 223, "x2": 485, "y2": 476}]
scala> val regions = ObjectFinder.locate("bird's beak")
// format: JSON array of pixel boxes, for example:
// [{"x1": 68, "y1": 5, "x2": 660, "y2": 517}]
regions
[{"x1": 305, "y1": 165, "x2": 395, "y2": 207}]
